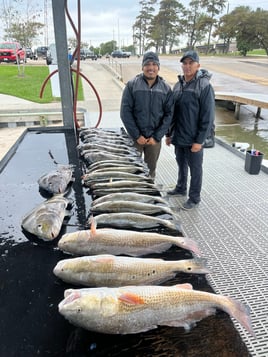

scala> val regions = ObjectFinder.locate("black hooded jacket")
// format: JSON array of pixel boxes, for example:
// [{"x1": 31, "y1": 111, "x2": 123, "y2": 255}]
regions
[
  {"x1": 120, "y1": 73, "x2": 174, "y2": 142},
  {"x1": 169, "y1": 69, "x2": 215, "y2": 146}
]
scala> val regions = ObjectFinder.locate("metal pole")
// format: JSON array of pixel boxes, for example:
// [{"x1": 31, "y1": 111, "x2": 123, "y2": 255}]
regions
[{"x1": 51, "y1": 0, "x2": 75, "y2": 129}]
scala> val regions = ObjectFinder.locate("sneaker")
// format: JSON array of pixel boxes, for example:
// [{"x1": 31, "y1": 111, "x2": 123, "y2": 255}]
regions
[
  {"x1": 167, "y1": 189, "x2": 187, "y2": 196},
  {"x1": 182, "y1": 199, "x2": 199, "y2": 210}
]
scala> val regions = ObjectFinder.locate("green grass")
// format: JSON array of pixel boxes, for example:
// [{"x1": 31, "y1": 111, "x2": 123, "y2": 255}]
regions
[
  {"x1": 247, "y1": 49, "x2": 267, "y2": 56},
  {"x1": 0, "y1": 64, "x2": 83, "y2": 103}
]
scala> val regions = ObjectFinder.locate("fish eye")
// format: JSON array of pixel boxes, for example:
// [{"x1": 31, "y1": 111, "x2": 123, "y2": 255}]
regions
[{"x1": 187, "y1": 267, "x2": 192, "y2": 271}]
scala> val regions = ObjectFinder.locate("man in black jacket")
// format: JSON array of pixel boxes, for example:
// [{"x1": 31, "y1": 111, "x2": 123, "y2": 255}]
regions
[
  {"x1": 166, "y1": 50, "x2": 215, "y2": 210},
  {"x1": 120, "y1": 52, "x2": 173, "y2": 180}
]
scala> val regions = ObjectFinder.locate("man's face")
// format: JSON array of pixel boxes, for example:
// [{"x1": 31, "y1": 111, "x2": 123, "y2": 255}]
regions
[
  {"x1": 143, "y1": 61, "x2": 159, "y2": 80},
  {"x1": 181, "y1": 58, "x2": 200, "y2": 81}
]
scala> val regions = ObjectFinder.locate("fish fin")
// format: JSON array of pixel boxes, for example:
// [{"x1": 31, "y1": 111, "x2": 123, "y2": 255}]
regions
[
  {"x1": 89, "y1": 215, "x2": 97, "y2": 235},
  {"x1": 118, "y1": 292, "x2": 145, "y2": 305},
  {"x1": 175, "y1": 283, "x2": 193, "y2": 290}
]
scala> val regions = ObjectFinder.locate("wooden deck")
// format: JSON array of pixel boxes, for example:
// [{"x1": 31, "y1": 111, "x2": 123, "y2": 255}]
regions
[{"x1": 215, "y1": 91, "x2": 268, "y2": 119}]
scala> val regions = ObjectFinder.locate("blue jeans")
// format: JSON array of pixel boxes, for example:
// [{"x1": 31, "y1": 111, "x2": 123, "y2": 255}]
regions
[{"x1": 174, "y1": 146, "x2": 203, "y2": 203}]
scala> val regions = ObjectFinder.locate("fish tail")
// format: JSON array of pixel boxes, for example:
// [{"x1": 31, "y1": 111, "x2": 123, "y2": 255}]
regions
[{"x1": 223, "y1": 296, "x2": 255, "y2": 337}]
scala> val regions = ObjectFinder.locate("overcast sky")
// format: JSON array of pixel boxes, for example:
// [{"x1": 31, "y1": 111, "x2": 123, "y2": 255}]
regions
[
  {"x1": 1, "y1": 0, "x2": 268, "y2": 48},
  {"x1": 61, "y1": 0, "x2": 268, "y2": 47}
]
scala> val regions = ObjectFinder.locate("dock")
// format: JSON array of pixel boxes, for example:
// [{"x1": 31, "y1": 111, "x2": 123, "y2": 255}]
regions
[
  {"x1": 156, "y1": 138, "x2": 268, "y2": 357},
  {"x1": 215, "y1": 91, "x2": 268, "y2": 119}
]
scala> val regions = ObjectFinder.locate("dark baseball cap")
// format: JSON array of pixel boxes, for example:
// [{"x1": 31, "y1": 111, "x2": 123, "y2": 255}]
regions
[
  {"x1": 142, "y1": 51, "x2": 160, "y2": 67},
  {"x1": 180, "y1": 50, "x2": 199, "y2": 63}
]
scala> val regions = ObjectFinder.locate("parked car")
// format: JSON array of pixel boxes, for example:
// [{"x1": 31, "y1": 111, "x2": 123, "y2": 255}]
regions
[
  {"x1": 25, "y1": 47, "x2": 34, "y2": 59},
  {"x1": 35, "y1": 46, "x2": 48, "y2": 59},
  {"x1": 0, "y1": 42, "x2": 26, "y2": 64},
  {"x1": 111, "y1": 50, "x2": 130, "y2": 58}
]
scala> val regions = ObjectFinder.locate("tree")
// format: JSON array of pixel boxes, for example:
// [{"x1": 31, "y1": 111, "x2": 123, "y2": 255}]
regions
[
  {"x1": 184, "y1": 0, "x2": 209, "y2": 49},
  {"x1": 200, "y1": 0, "x2": 227, "y2": 54},
  {"x1": 148, "y1": 0, "x2": 185, "y2": 54},
  {"x1": 98, "y1": 41, "x2": 117, "y2": 55},
  {"x1": 252, "y1": 8, "x2": 268, "y2": 55},
  {"x1": 1, "y1": 0, "x2": 43, "y2": 47},
  {"x1": 133, "y1": 0, "x2": 157, "y2": 55},
  {"x1": 215, "y1": 6, "x2": 262, "y2": 56}
]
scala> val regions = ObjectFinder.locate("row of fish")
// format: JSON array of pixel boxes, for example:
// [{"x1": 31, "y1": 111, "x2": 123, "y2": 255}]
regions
[{"x1": 55, "y1": 128, "x2": 254, "y2": 337}]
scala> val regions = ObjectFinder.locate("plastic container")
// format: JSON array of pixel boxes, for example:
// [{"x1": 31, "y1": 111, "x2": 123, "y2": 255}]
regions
[{"x1": 244, "y1": 150, "x2": 264, "y2": 175}]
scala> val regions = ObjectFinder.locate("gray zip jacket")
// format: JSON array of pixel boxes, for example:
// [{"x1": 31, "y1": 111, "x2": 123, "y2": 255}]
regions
[
  {"x1": 170, "y1": 69, "x2": 215, "y2": 146},
  {"x1": 120, "y1": 74, "x2": 174, "y2": 142}
]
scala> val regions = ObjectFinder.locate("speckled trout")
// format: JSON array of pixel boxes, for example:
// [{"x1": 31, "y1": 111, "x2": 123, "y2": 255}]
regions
[
  {"x1": 58, "y1": 284, "x2": 254, "y2": 336},
  {"x1": 53, "y1": 255, "x2": 209, "y2": 287},
  {"x1": 57, "y1": 223, "x2": 200, "y2": 256}
]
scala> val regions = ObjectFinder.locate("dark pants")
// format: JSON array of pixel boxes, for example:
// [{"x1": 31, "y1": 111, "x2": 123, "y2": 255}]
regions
[
  {"x1": 134, "y1": 141, "x2": 161, "y2": 179},
  {"x1": 174, "y1": 146, "x2": 203, "y2": 203}
]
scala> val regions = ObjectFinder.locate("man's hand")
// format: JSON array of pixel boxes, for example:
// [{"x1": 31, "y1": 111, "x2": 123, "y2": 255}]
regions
[
  {"x1": 146, "y1": 137, "x2": 157, "y2": 145},
  {"x1": 137, "y1": 136, "x2": 148, "y2": 145},
  {"x1": 165, "y1": 137, "x2": 171, "y2": 146},
  {"x1": 191, "y1": 143, "x2": 202, "y2": 152}
]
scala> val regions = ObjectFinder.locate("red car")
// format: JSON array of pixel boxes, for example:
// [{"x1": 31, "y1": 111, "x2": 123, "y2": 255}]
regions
[{"x1": 0, "y1": 42, "x2": 26, "y2": 64}]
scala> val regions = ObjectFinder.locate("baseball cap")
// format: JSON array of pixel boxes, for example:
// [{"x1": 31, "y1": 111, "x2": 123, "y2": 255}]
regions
[
  {"x1": 142, "y1": 52, "x2": 160, "y2": 67},
  {"x1": 180, "y1": 50, "x2": 199, "y2": 63}
]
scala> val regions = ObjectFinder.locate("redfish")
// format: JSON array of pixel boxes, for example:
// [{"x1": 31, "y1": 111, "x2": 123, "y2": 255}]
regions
[
  {"x1": 53, "y1": 255, "x2": 209, "y2": 287},
  {"x1": 58, "y1": 223, "x2": 200, "y2": 256},
  {"x1": 58, "y1": 284, "x2": 255, "y2": 336}
]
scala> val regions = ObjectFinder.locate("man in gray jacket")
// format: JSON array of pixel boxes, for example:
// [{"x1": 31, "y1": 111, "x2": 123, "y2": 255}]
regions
[
  {"x1": 120, "y1": 52, "x2": 173, "y2": 180},
  {"x1": 166, "y1": 50, "x2": 215, "y2": 210}
]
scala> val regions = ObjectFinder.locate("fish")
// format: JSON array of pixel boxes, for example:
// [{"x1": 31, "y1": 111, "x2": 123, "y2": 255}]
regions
[
  {"x1": 90, "y1": 180, "x2": 157, "y2": 190},
  {"x1": 80, "y1": 129, "x2": 128, "y2": 140},
  {"x1": 82, "y1": 136, "x2": 133, "y2": 146},
  {"x1": 78, "y1": 141, "x2": 133, "y2": 153},
  {"x1": 92, "y1": 192, "x2": 167, "y2": 206},
  {"x1": 21, "y1": 195, "x2": 71, "y2": 241},
  {"x1": 88, "y1": 159, "x2": 147, "y2": 172},
  {"x1": 57, "y1": 222, "x2": 199, "y2": 256},
  {"x1": 58, "y1": 284, "x2": 255, "y2": 336},
  {"x1": 90, "y1": 200, "x2": 177, "y2": 217},
  {"x1": 79, "y1": 143, "x2": 138, "y2": 156},
  {"x1": 53, "y1": 255, "x2": 209, "y2": 287},
  {"x1": 38, "y1": 164, "x2": 74, "y2": 194},
  {"x1": 85, "y1": 165, "x2": 147, "y2": 175},
  {"x1": 82, "y1": 171, "x2": 153, "y2": 186},
  {"x1": 93, "y1": 212, "x2": 180, "y2": 232},
  {"x1": 83, "y1": 152, "x2": 140, "y2": 165},
  {"x1": 91, "y1": 186, "x2": 160, "y2": 197}
]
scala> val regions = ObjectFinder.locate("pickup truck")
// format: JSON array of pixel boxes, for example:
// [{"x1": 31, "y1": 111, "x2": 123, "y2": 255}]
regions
[{"x1": 111, "y1": 50, "x2": 130, "y2": 58}]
